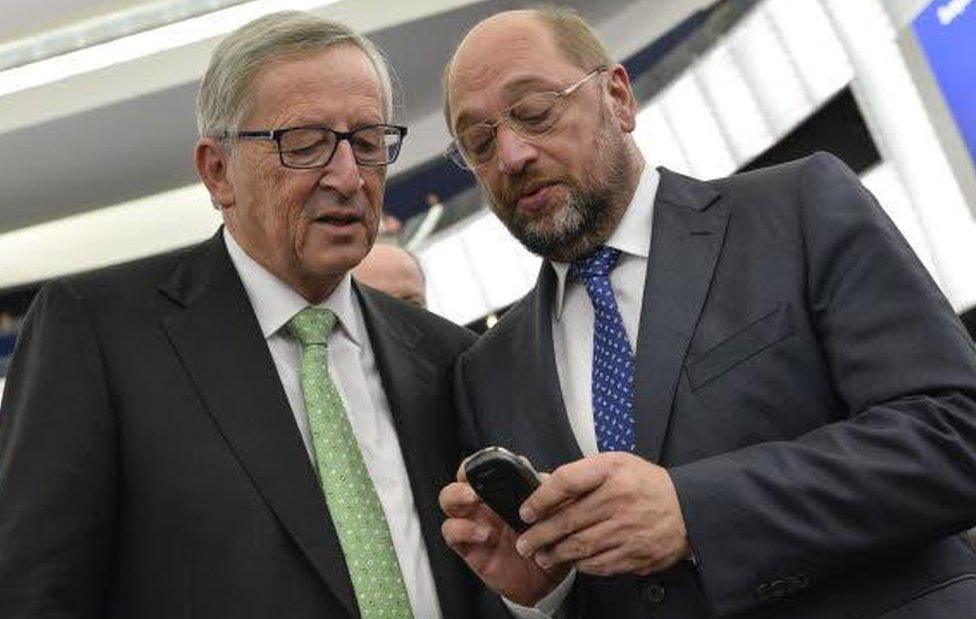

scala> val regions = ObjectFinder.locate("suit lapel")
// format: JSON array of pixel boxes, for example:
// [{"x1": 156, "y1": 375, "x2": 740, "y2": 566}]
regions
[
  {"x1": 633, "y1": 168, "x2": 728, "y2": 462},
  {"x1": 528, "y1": 265, "x2": 585, "y2": 470},
  {"x1": 355, "y1": 285, "x2": 475, "y2": 617},
  {"x1": 158, "y1": 233, "x2": 358, "y2": 616}
]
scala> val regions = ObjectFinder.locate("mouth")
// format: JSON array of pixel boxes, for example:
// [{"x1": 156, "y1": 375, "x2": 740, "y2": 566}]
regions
[
  {"x1": 515, "y1": 182, "x2": 560, "y2": 213},
  {"x1": 312, "y1": 212, "x2": 363, "y2": 229}
]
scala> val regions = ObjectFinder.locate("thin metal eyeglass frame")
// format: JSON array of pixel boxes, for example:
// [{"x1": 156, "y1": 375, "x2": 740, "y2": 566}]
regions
[
  {"x1": 447, "y1": 65, "x2": 608, "y2": 170},
  {"x1": 222, "y1": 123, "x2": 408, "y2": 169}
]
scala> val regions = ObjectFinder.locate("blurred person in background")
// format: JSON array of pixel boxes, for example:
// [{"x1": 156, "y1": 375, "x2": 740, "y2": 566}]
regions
[
  {"x1": 0, "y1": 311, "x2": 17, "y2": 379},
  {"x1": 0, "y1": 311, "x2": 18, "y2": 334},
  {"x1": 378, "y1": 212, "x2": 404, "y2": 242},
  {"x1": 438, "y1": 7, "x2": 976, "y2": 619},
  {"x1": 0, "y1": 11, "x2": 492, "y2": 619},
  {"x1": 353, "y1": 242, "x2": 427, "y2": 308}
]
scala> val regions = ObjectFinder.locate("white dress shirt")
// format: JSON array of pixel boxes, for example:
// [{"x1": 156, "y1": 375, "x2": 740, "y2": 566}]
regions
[
  {"x1": 551, "y1": 163, "x2": 660, "y2": 455},
  {"x1": 224, "y1": 230, "x2": 442, "y2": 619}
]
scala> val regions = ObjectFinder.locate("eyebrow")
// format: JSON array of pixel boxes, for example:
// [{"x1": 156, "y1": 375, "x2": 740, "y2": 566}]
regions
[
  {"x1": 503, "y1": 75, "x2": 562, "y2": 98},
  {"x1": 453, "y1": 75, "x2": 564, "y2": 133},
  {"x1": 275, "y1": 110, "x2": 385, "y2": 131}
]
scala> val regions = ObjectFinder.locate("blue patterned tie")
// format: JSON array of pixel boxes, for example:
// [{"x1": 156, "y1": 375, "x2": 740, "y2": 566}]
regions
[{"x1": 570, "y1": 246, "x2": 636, "y2": 452}]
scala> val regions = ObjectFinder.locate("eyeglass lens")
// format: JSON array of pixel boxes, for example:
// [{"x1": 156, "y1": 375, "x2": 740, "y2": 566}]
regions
[{"x1": 280, "y1": 126, "x2": 403, "y2": 168}]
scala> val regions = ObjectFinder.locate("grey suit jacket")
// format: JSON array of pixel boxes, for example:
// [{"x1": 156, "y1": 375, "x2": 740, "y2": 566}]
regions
[
  {"x1": 0, "y1": 231, "x2": 482, "y2": 618},
  {"x1": 456, "y1": 153, "x2": 976, "y2": 618}
]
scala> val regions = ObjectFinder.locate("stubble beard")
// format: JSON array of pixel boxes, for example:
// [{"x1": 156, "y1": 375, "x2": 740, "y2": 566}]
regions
[{"x1": 495, "y1": 118, "x2": 635, "y2": 263}]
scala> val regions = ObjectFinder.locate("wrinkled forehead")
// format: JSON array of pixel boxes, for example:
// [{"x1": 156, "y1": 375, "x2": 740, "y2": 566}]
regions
[
  {"x1": 448, "y1": 18, "x2": 578, "y2": 129},
  {"x1": 248, "y1": 46, "x2": 385, "y2": 124}
]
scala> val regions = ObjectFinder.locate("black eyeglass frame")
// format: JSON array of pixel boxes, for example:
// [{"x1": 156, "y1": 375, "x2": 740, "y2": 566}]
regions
[{"x1": 222, "y1": 123, "x2": 408, "y2": 169}]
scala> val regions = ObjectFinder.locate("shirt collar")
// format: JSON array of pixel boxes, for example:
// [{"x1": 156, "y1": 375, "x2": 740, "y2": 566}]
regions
[
  {"x1": 551, "y1": 163, "x2": 660, "y2": 320},
  {"x1": 223, "y1": 228, "x2": 362, "y2": 347}
]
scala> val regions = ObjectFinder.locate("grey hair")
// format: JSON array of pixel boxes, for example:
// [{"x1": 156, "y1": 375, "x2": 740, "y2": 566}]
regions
[{"x1": 196, "y1": 10, "x2": 394, "y2": 138}]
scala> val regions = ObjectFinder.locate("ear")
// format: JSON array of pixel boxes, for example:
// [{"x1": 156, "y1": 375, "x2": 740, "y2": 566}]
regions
[
  {"x1": 605, "y1": 64, "x2": 638, "y2": 133},
  {"x1": 194, "y1": 137, "x2": 236, "y2": 209}
]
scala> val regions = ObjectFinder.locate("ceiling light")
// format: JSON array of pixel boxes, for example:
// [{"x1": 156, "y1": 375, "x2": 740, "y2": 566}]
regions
[{"x1": 0, "y1": 0, "x2": 343, "y2": 98}]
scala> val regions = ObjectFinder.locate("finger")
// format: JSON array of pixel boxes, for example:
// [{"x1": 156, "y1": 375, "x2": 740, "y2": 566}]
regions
[
  {"x1": 441, "y1": 518, "x2": 492, "y2": 547},
  {"x1": 439, "y1": 482, "x2": 481, "y2": 518},
  {"x1": 520, "y1": 458, "x2": 609, "y2": 524},
  {"x1": 533, "y1": 519, "x2": 618, "y2": 568},
  {"x1": 473, "y1": 501, "x2": 511, "y2": 532},
  {"x1": 574, "y1": 546, "x2": 633, "y2": 577},
  {"x1": 515, "y1": 486, "x2": 612, "y2": 557}
]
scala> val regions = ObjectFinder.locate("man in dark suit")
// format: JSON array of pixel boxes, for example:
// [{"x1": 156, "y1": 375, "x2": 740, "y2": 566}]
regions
[
  {"x1": 0, "y1": 12, "x2": 482, "y2": 618},
  {"x1": 438, "y1": 7, "x2": 976, "y2": 618}
]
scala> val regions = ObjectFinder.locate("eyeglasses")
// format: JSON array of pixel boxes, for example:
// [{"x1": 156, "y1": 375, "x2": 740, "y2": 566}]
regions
[
  {"x1": 223, "y1": 123, "x2": 408, "y2": 169},
  {"x1": 446, "y1": 66, "x2": 607, "y2": 170}
]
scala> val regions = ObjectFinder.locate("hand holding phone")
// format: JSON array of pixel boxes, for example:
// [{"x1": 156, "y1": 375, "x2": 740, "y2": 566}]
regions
[
  {"x1": 441, "y1": 448, "x2": 567, "y2": 606},
  {"x1": 462, "y1": 446, "x2": 541, "y2": 532}
]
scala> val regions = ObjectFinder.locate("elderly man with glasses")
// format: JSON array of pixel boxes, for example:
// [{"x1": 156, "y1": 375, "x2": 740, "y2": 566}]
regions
[
  {"x1": 0, "y1": 11, "x2": 499, "y2": 619},
  {"x1": 438, "y1": 7, "x2": 976, "y2": 619}
]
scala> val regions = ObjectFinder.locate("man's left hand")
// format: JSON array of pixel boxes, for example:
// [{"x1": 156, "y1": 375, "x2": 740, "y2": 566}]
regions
[{"x1": 515, "y1": 452, "x2": 692, "y2": 576}]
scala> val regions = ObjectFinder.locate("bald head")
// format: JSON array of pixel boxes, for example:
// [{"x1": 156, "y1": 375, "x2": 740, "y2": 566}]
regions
[
  {"x1": 444, "y1": 8, "x2": 613, "y2": 133},
  {"x1": 352, "y1": 243, "x2": 427, "y2": 308}
]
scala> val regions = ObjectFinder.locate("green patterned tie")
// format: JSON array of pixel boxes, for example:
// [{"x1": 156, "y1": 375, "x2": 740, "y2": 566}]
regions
[{"x1": 288, "y1": 307, "x2": 413, "y2": 618}]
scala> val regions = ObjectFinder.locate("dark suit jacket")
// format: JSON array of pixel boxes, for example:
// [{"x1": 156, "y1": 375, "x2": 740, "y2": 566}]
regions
[
  {"x1": 456, "y1": 153, "x2": 976, "y2": 618},
  {"x1": 0, "y1": 231, "x2": 482, "y2": 618}
]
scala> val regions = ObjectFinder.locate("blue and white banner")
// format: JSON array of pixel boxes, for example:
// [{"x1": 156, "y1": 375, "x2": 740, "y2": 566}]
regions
[{"x1": 913, "y1": 0, "x2": 976, "y2": 171}]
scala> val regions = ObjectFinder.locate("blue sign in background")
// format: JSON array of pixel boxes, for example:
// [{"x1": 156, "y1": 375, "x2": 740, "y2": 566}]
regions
[{"x1": 913, "y1": 1, "x2": 976, "y2": 171}]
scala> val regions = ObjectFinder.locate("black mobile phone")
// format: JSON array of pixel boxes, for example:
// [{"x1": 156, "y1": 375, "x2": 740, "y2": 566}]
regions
[{"x1": 462, "y1": 446, "x2": 541, "y2": 533}]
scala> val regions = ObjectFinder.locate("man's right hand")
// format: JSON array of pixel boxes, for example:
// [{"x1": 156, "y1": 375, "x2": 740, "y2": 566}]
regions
[{"x1": 439, "y1": 465, "x2": 569, "y2": 607}]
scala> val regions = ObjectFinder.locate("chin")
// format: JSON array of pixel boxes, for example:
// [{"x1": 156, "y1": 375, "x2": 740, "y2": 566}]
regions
[{"x1": 309, "y1": 247, "x2": 370, "y2": 277}]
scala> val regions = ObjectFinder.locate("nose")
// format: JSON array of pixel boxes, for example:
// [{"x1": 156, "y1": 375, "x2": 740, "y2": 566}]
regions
[
  {"x1": 494, "y1": 124, "x2": 536, "y2": 175},
  {"x1": 319, "y1": 139, "x2": 362, "y2": 197}
]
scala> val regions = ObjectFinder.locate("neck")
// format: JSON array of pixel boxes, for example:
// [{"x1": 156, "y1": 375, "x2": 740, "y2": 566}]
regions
[
  {"x1": 603, "y1": 149, "x2": 645, "y2": 237},
  {"x1": 224, "y1": 224, "x2": 343, "y2": 305},
  {"x1": 550, "y1": 148, "x2": 644, "y2": 263},
  {"x1": 291, "y1": 275, "x2": 343, "y2": 305}
]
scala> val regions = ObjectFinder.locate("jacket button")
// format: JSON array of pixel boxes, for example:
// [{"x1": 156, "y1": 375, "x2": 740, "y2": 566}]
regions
[
  {"x1": 641, "y1": 583, "x2": 667, "y2": 604},
  {"x1": 755, "y1": 582, "x2": 770, "y2": 601},
  {"x1": 794, "y1": 573, "x2": 811, "y2": 589},
  {"x1": 769, "y1": 578, "x2": 789, "y2": 598}
]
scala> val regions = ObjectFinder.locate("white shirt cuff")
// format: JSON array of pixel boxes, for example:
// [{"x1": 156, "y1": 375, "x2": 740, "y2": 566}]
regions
[{"x1": 502, "y1": 569, "x2": 577, "y2": 619}]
